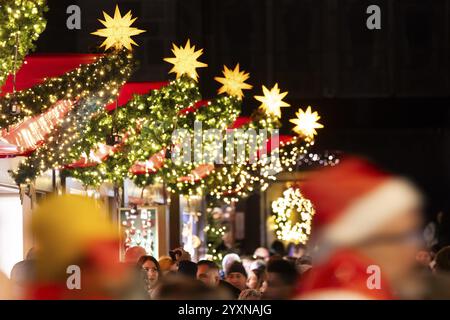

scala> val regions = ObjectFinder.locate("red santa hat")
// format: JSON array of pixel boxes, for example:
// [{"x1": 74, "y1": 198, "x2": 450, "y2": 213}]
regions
[
  {"x1": 296, "y1": 249, "x2": 395, "y2": 300},
  {"x1": 302, "y1": 157, "x2": 422, "y2": 247}
]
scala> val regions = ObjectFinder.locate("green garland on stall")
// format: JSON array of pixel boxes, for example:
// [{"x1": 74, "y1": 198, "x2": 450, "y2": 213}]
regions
[
  {"x1": 63, "y1": 75, "x2": 308, "y2": 200},
  {"x1": 204, "y1": 206, "x2": 228, "y2": 264},
  {"x1": 11, "y1": 50, "x2": 136, "y2": 184},
  {"x1": 0, "y1": 0, "x2": 47, "y2": 88},
  {"x1": 66, "y1": 75, "x2": 242, "y2": 189},
  {"x1": 66, "y1": 75, "x2": 202, "y2": 187},
  {"x1": 0, "y1": 50, "x2": 134, "y2": 128}
]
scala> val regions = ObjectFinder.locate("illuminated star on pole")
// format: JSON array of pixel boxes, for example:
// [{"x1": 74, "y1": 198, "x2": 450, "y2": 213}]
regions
[
  {"x1": 290, "y1": 106, "x2": 324, "y2": 138},
  {"x1": 214, "y1": 64, "x2": 253, "y2": 100},
  {"x1": 163, "y1": 39, "x2": 208, "y2": 81},
  {"x1": 254, "y1": 83, "x2": 290, "y2": 118},
  {"x1": 91, "y1": 5, "x2": 146, "y2": 51}
]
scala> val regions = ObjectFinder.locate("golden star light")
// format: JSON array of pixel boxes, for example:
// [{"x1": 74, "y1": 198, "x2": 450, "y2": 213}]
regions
[
  {"x1": 254, "y1": 83, "x2": 290, "y2": 118},
  {"x1": 214, "y1": 64, "x2": 253, "y2": 99},
  {"x1": 290, "y1": 106, "x2": 324, "y2": 138},
  {"x1": 91, "y1": 5, "x2": 146, "y2": 51},
  {"x1": 164, "y1": 39, "x2": 208, "y2": 81}
]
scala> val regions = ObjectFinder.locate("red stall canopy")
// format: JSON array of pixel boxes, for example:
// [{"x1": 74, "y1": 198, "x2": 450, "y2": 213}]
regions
[{"x1": 0, "y1": 54, "x2": 102, "y2": 95}]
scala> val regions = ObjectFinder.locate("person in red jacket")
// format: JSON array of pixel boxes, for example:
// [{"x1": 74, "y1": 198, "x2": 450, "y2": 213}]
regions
[{"x1": 296, "y1": 157, "x2": 424, "y2": 300}]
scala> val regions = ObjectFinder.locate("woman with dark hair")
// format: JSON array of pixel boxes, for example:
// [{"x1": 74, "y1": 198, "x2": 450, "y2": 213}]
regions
[
  {"x1": 137, "y1": 255, "x2": 161, "y2": 297},
  {"x1": 246, "y1": 267, "x2": 266, "y2": 291}
]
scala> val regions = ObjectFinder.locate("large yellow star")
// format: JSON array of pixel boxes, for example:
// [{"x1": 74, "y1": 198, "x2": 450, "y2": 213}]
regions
[
  {"x1": 91, "y1": 5, "x2": 146, "y2": 51},
  {"x1": 214, "y1": 64, "x2": 253, "y2": 99},
  {"x1": 163, "y1": 40, "x2": 208, "y2": 81},
  {"x1": 254, "y1": 83, "x2": 290, "y2": 118},
  {"x1": 290, "y1": 106, "x2": 324, "y2": 138}
]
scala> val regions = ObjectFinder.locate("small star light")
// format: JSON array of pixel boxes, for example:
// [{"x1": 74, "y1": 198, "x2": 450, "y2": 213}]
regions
[
  {"x1": 214, "y1": 64, "x2": 253, "y2": 99},
  {"x1": 164, "y1": 39, "x2": 208, "y2": 81},
  {"x1": 290, "y1": 106, "x2": 324, "y2": 139},
  {"x1": 254, "y1": 83, "x2": 290, "y2": 118},
  {"x1": 91, "y1": 5, "x2": 146, "y2": 51}
]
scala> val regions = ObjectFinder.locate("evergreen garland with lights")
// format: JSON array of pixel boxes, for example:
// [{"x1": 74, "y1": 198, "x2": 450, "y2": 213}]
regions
[
  {"x1": 66, "y1": 75, "x2": 242, "y2": 189},
  {"x1": 0, "y1": 50, "x2": 134, "y2": 127},
  {"x1": 0, "y1": 0, "x2": 47, "y2": 88},
  {"x1": 204, "y1": 206, "x2": 228, "y2": 263},
  {"x1": 10, "y1": 50, "x2": 136, "y2": 184}
]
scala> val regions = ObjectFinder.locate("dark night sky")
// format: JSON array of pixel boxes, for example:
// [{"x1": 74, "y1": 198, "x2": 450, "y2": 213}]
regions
[{"x1": 34, "y1": 0, "x2": 450, "y2": 217}]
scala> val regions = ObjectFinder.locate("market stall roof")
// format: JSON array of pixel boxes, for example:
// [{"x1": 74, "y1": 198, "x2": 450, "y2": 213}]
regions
[
  {"x1": 0, "y1": 54, "x2": 165, "y2": 158},
  {"x1": 0, "y1": 53, "x2": 294, "y2": 184},
  {"x1": 1, "y1": 54, "x2": 102, "y2": 95}
]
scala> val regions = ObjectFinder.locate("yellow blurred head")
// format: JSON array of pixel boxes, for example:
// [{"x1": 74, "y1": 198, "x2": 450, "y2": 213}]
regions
[{"x1": 32, "y1": 195, "x2": 117, "y2": 281}]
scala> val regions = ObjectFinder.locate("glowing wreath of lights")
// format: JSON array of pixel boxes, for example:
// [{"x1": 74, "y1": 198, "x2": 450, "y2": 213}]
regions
[{"x1": 271, "y1": 187, "x2": 315, "y2": 244}]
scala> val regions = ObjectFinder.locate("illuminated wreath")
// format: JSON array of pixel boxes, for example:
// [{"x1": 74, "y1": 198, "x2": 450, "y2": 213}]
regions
[{"x1": 271, "y1": 186, "x2": 315, "y2": 244}]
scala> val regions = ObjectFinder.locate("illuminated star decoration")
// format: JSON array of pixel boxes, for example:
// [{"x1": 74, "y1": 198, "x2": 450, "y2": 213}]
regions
[
  {"x1": 290, "y1": 106, "x2": 324, "y2": 139},
  {"x1": 91, "y1": 5, "x2": 146, "y2": 51},
  {"x1": 163, "y1": 39, "x2": 207, "y2": 81},
  {"x1": 254, "y1": 83, "x2": 290, "y2": 118},
  {"x1": 214, "y1": 64, "x2": 253, "y2": 100}
]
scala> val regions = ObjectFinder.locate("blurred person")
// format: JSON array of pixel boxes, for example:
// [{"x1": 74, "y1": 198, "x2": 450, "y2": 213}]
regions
[
  {"x1": 153, "y1": 274, "x2": 231, "y2": 300},
  {"x1": 178, "y1": 260, "x2": 198, "y2": 279},
  {"x1": 247, "y1": 267, "x2": 266, "y2": 291},
  {"x1": 416, "y1": 250, "x2": 432, "y2": 269},
  {"x1": 264, "y1": 259, "x2": 298, "y2": 300},
  {"x1": 218, "y1": 278, "x2": 241, "y2": 299},
  {"x1": 253, "y1": 247, "x2": 270, "y2": 262},
  {"x1": 28, "y1": 195, "x2": 134, "y2": 299},
  {"x1": 169, "y1": 247, "x2": 191, "y2": 263},
  {"x1": 137, "y1": 255, "x2": 161, "y2": 296},
  {"x1": 429, "y1": 244, "x2": 441, "y2": 270},
  {"x1": 0, "y1": 271, "x2": 12, "y2": 299},
  {"x1": 270, "y1": 240, "x2": 286, "y2": 257},
  {"x1": 287, "y1": 243, "x2": 307, "y2": 258},
  {"x1": 221, "y1": 253, "x2": 240, "y2": 278},
  {"x1": 241, "y1": 256, "x2": 253, "y2": 275},
  {"x1": 295, "y1": 255, "x2": 312, "y2": 277},
  {"x1": 158, "y1": 255, "x2": 176, "y2": 274},
  {"x1": 423, "y1": 212, "x2": 443, "y2": 249},
  {"x1": 249, "y1": 259, "x2": 266, "y2": 272},
  {"x1": 434, "y1": 246, "x2": 450, "y2": 274},
  {"x1": 238, "y1": 289, "x2": 262, "y2": 300},
  {"x1": 124, "y1": 246, "x2": 146, "y2": 264},
  {"x1": 197, "y1": 260, "x2": 220, "y2": 286},
  {"x1": 296, "y1": 157, "x2": 423, "y2": 300},
  {"x1": 225, "y1": 261, "x2": 248, "y2": 292},
  {"x1": 10, "y1": 248, "x2": 36, "y2": 299}
]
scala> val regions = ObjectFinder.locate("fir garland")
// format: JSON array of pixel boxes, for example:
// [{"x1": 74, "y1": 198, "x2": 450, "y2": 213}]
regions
[{"x1": 0, "y1": 0, "x2": 47, "y2": 88}]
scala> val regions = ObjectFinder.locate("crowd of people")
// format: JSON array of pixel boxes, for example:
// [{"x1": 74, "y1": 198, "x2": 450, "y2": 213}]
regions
[
  {"x1": 124, "y1": 242, "x2": 307, "y2": 300},
  {"x1": 2, "y1": 156, "x2": 450, "y2": 300}
]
